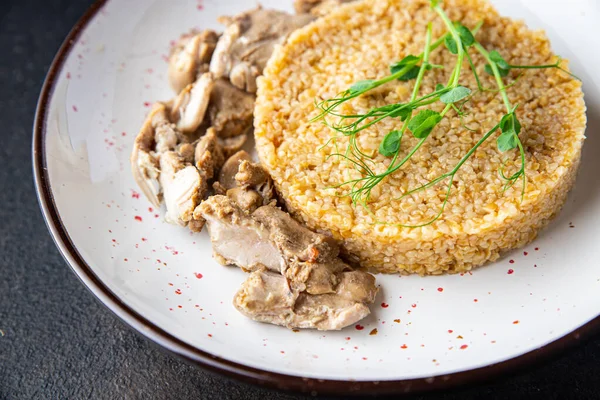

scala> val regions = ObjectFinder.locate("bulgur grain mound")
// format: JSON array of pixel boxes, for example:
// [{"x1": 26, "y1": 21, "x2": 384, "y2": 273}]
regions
[{"x1": 254, "y1": 0, "x2": 586, "y2": 275}]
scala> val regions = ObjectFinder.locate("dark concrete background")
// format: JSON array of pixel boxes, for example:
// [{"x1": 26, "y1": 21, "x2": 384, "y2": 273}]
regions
[{"x1": 0, "y1": 1, "x2": 599, "y2": 399}]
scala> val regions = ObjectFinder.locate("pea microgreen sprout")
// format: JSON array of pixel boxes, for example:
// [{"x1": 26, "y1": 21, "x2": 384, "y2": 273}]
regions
[{"x1": 313, "y1": 0, "x2": 579, "y2": 226}]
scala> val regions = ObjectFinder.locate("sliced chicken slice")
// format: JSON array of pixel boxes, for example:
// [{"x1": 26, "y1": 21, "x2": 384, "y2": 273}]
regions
[
  {"x1": 207, "y1": 79, "x2": 255, "y2": 138},
  {"x1": 234, "y1": 269, "x2": 377, "y2": 331},
  {"x1": 197, "y1": 195, "x2": 287, "y2": 272},
  {"x1": 171, "y1": 72, "x2": 215, "y2": 134},
  {"x1": 169, "y1": 30, "x2": 219, "y2": 94},
  {"x1": 210, "y1": 7, "x2": 314, "y2": 93},
  {"x1": 160, "y1": 152, "x2": 205, "y2": 226}
]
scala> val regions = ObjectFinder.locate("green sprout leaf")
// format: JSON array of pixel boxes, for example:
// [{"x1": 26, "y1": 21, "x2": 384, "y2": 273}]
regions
[
  {"x1": 456, "y1": 23, "x2": 475, "y2": 47},
  {"x1": 445, "y1": 36, "x2": 458, "y2": 55},
  {"x1": 408, "y1": 110, "x2": 443, "y2": 138},
  {"x1": 485, "y1": 64, "x2": 510, "y2": 77},
  {"x1": 435, "y1": 83, "x2": 446, "y2": 92},
  {"x1": 390, "y1": 55, "x2": 421, "y2": 81},
  {"x1": 349, "y1": 80, "x2": 377, "y2": 94},
  {"x1": 377, "y1": 104, "x2": 413, "y2": 120},
  {"x1": 379, "y1": 130, "x2": 403, "y2": 157},
  {"x1": 489, "y1": 51, "x2": 510, "y2": 70},
  {"x1": 430, "y1": 0, "x2": 440, "y2": 7},
  {"x1": 440, "y1": 86, "x2": 471, "y2": 104},
  {"x1": 445, "y1": 22, "x2": 475, "y2": 54},
  {"x1": 497, "y1": 112, "x2": 522, "y2": 152}
]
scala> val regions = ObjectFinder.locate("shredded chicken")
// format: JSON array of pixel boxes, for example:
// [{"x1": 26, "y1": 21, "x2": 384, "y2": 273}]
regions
[
  {"x1": 210, "y1": 7, "x2": 314, "y2": 93},
  {"x1": 197, "y1": 195, "x2": 378, "y2": 330}
]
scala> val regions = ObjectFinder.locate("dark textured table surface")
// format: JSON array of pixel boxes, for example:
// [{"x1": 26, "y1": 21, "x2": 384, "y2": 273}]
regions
[{"x1": 1, "y1": 1, "x2": 600, "y2": 399}]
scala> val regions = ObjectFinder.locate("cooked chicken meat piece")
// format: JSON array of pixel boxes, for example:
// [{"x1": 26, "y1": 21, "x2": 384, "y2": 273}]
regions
[
  {"x1": 213, "y1": 150, "x2": 275, "y2": 212},
  {"x1": 159, "y1": 151, "x2": 205, "y2": 226},
  {"x1": 131, "y1": 103, "x2": 180, "y2": 207},
  {"x1": 234, "y1": 269, "x2": 377, "y2": 331},
  {"x1": 131, "y1": 102, "x2": 228, "y2": 230},
  {"x1": 169, "y1": 30, "x2": 219, "y2": 94},
  {"x1": 195, "y1": 128, "x2": 225, "y2": 179},
  {"x1": 197, "y1": 195, "x2": 287, "y2": 272},
  {"x1": 216, "y1": 150, "x2": 252, "y2": 191},
  {"x1": 294, "y1": 0, "x2": 356, "y2": 16},
  {"x1": 210, "y1": 7, "x2": 314, "y2": 92},
  {"x1": 253, "y1": 206, "x2": 339, "y2": 263},
  {"x1": 170, "y1": 72, "x2": 214, "y2": 134},
  {"x1": 208, "y1": 79, "x2": 255, "y2": 138},
  {"x1": 198, "y1": 195, "x2": 378, "y2": 330}
]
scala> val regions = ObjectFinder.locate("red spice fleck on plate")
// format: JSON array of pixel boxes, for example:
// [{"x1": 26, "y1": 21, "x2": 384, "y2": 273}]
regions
[
  {"x1": 460, "y1": 344, "x2": 469, "y2": 350},
  {"x1": 524, "y1": 251, "x2": 528, "y2": 256},
  {"x1": 280, "y1": 351, "x2": 285, "y2": 354},
  {"x1": 66, "y1": 72, "x2": 71, "y2": 79},
  {"x1": 345, "y1": 337, "x2": 351, "y2": 340},
  {"x1": 72, "y1": 105, "x2": 78, "y2": 112},
  {"x1": 474, "y1": 299, "x2": 478, "y2": 302},
  {"x1": 437, "y1": 287, "x2": 444, "y2": 292},
  {"x1": 148, "y1": 207, "x2": 153, "y2": 212},
  {"x1": 362, "y1": 357, "x2": 368, "y2": 360},
  {"x1": 143, "y1": 101, "x2": 151, "y2": 107},
  {"x1": 369, "y1": 329, "x2": 378, "y2": 336},
  {"x1": 194, "y1": 273, "x2": 203, "y2": 279},
  {"x1": 208, "y1": 334, "x2": 212, "y2": 338},
  {"x1": 175, "y1": 289, "x2": 182, "y2": 295},
  {"x1": 400, "y1": 344, "x2": 408, "y2": 349},
  {"x1": 448, "y1": 330, "x2": 453, "y2": 333},
  {"x1": 134, "y1": 216, "x2": 142, "y2": 222},
  {"x1": 411, "y1": 303, "x2": 417, "y2": 308},
  {"x1": 177, "y1": 305, "x2": 182, "y2": 309},
  {"x1": 513, "y1": 320, "x2": 520, "y2": 324},
  {"x1": 381, "y1": 302, "x2": 389, "y2": 308},
  {"x1": 509, "y1": 259, "x2": 515, "y2": 264},
  {"x1": 168, "y1": 283, "x2": 174, "y2": 286},
  {"x1": 393, "y1": 319, "x2": 401, "y2": 324},
  {"x1": 535, "y1": 247, "x2": 540, "y2": 251},
  {"x1": 507, "y1": 269, "x2": 514, "y2": 275},
  {"x1": 131, "y1": 190, "x2": 140, "y2": 199},
  {"x1": 355, "y1": 324, "x2": 364, "y2": 331},
  {"x1": 121, "y1": 131, "x2": 127, "y2": 136}
]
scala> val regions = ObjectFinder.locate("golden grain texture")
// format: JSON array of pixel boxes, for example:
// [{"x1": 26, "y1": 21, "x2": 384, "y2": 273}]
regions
[{"x1": 254, "y1": 0, "x2": 586, "y2": 275}]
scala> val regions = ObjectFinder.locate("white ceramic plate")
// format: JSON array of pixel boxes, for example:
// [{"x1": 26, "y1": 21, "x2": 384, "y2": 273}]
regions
[{"x1": 34, "y1": 0, "x2": 600, "y2": 395}]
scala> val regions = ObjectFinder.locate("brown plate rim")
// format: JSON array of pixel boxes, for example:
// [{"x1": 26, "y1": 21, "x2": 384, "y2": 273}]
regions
[{"x1": 32, "y1": 0, "x2": 600, "y2": 396}]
